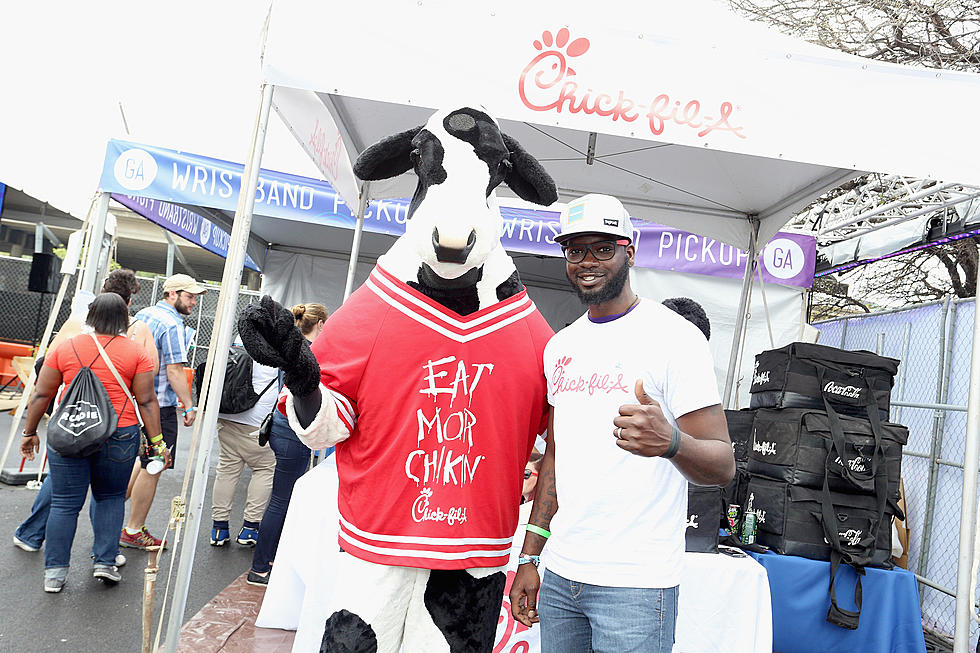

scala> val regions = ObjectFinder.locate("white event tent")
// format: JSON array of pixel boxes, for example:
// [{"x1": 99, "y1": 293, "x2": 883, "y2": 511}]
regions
[{"x1": 149, "y1": 1, "x2": 980, "y2": 651}]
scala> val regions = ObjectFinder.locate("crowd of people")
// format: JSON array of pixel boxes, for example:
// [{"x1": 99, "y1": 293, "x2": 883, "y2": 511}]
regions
[
  {"x1": 11, "y1": 192, "x2": 732, "y2": 653},
  {"x1": 12, "y1": 270, "x2": 329, "y2": 596}
]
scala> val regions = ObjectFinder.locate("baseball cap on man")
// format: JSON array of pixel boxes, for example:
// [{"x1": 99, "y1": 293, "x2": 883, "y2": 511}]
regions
[
  {"x1": 555, "y1": 193, "x2": 633, "y2": 244},
  {"x1": 162, "y1": 273, "x2": 206, "y2": 295}
]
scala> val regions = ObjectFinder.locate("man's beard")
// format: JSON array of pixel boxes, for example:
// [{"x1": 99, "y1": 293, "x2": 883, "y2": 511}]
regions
[
  {"x1": 568, "y1": 259, "x2": 630, "y2": 306},
  {"x1": 175, "y1": 297, "x2": 193, "y2": 315}
]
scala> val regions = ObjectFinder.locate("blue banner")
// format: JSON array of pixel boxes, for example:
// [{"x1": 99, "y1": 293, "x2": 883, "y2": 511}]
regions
[
  {"x1": 99, "y1": 139, "x2": 363, "y2": 230},
  {"x1": 98, "y1": 139, "x2": 814, "y2": 287},
  {"x1": 0, "y1": 182, "x2": 5, "y2": 217},
  {"x1": 111, "y1": 193, "x2": 260, "y2": 271}
]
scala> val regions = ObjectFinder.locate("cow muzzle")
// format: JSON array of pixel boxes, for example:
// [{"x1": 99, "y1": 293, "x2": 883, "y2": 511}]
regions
[{"x1": 432, "y1": 227, "x2": 477, "y2": 264}]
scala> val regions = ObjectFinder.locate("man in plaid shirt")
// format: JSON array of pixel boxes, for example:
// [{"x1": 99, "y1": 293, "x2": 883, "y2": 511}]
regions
[{"x1": 121, "y1": 274, "x2": 205, "y2": 550}]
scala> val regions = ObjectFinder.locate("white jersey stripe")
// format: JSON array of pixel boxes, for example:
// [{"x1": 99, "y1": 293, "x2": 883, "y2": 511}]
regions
[
  {"x1": 339, "y1": 514, "x2": 513, "y2": 546},
  {"x1": 339, "y1": 530, "x2": 512, "y2": 561},
  {"x1": 367, "y1": 276, "x2": 537, "y2": 343},
  {"x1": 371, "y1": 268, "x2": 531, "y2": 331},
  {"x1": 329, "y1": 390, "x2": 356, "y2": 426}
]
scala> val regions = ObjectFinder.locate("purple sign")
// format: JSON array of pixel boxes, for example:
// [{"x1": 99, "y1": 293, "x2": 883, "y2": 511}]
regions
[
  {"x1": 633, "y1": 224, "x2": 815, "y2": 288},
  {"x1": 358, "y1": 203, "x2": 813, "y2": 287},
  {"x1": 111, "y1": 193, "x2": 260, "y2": 271},
  {"x1": 493, "y1": 209, "x2": 815, "y2": 288}
]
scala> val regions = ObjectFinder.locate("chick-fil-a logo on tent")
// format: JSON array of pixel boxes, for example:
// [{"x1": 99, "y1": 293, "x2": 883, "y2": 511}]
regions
[{"x1": 518, "y1": 28, "x2": 746, "y2": 140}]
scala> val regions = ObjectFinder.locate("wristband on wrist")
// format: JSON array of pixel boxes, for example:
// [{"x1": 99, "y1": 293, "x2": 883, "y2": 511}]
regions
[
  {"x1": 526, "y1": 524, "x2": 551, "y2": 539},
  {"x1": 662, "y1": 424, "x2": 682, "y2": 459},
  {"x1": 517, "y1": 554, "x2": 540, "y2": 567},
  {"x1": 148, "y1": 433, "x2": 164, "y2": 444},
  {"x1": 183, "y1": 406, "x2": 196, "y2": 416},
  {"x1": 22, "y1": 431, "x2": 37, "y2": 437}
]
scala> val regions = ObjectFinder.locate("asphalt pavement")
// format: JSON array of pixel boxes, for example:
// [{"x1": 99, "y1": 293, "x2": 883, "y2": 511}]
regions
[{"x1": 0, "y1": 410, "x2": 262, "y2": 652}]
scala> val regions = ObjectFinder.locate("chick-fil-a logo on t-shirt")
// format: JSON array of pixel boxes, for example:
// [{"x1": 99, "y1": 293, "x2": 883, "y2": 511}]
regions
[
  {"x1": 552, "y1": 355, "x2": 630, "y2": 396},
  {"x1": 518, "y1": 28, "x2": 746, "y2": 140}
]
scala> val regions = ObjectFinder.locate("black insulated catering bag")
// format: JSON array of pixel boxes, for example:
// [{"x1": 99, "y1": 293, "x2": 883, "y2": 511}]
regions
[
  {"x1": 745, "y1": 476, "x2": 894, "y2": 567},
  {"x1": 749, "y1": 343, "x2": 899, "y2": 420},
  {"x1": 724, "y1": 409, "x2": 756, "y2": 463},
  {"x1": 746, "y1": 408, "x2": 907, "y2": 496},
  {"x1": 685, "y1": 484, "x2": 723, "y2": 553}
]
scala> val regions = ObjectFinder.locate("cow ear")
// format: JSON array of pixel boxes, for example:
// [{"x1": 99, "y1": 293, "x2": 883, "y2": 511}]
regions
[
  {"x1": 353, "y1": 126, "x2": 423, "y2": 181},
  {"x1": 501, "y1": 133, "x2": 558, "y2": 206}
]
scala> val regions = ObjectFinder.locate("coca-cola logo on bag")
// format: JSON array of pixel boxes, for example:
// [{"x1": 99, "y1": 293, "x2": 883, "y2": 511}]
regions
[
  {"x1": 823, "y1": 380, "x2": 863, "y2": 400},
  {"x1": 840, "y1": 529, "x2": 864, "y2": 546},
  {"x1": 518, "y1": 28, "x2": 746, "y2": 141},
  {"x1": 834, "y1": 455, "x2": 867, "y2": 473},
  {"x1": 825, "y1": 529, "x2": 864, "y2": 547}
]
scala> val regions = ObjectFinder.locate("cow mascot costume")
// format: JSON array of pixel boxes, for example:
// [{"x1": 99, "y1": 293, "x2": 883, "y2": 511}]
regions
[{"x1": 240, "y1": 106, "x2": 557, "y2": 653}]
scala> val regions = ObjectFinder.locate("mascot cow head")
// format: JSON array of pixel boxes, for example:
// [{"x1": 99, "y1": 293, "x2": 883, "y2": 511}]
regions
[{"x1": 353, "y1": 106, "x2": 557, "y2": 312}]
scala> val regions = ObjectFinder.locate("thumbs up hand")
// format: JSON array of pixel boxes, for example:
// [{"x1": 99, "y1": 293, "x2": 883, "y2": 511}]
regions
[{"x1": 613, "y1": 379, "x2": 673, "y2": 457}]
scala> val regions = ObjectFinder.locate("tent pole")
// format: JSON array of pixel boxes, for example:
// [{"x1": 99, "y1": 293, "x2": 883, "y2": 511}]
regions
[
  {"x1": 342, "y1": 184, "x2": 370, "y2": 302},
  {"x1": 0, "y1": 271, "x2": 73, "y2": 476},
  {"x1": 166, "y1": 242, "x2": 174, "y2": 277},
  {"x1": 723, "y1": 217, "x2": 759, "y2": 409},
  {"x1": 953, "y1": 283, "x2": 980, "y2": 651},
  {"x1": 79, "y1": 192, "x2": 110, "y2": 294},
  {"x1": 161, "y1": 82, "x2": 274, "y2": 653}
]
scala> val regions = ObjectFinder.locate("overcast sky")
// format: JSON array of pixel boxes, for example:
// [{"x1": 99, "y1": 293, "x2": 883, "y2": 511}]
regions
[{"x1": 0, "y1": 1, "x2": 320, "y2": 219}]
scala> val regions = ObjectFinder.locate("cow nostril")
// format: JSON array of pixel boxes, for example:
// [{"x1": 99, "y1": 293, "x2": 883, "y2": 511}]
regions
[{"x1": 432, "y1": 228, "x2": 478, "y2": 264}]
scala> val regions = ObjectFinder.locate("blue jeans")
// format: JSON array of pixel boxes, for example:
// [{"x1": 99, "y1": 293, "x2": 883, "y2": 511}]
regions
[
  {"x1": 538, "y1": 569, "x2": 679, "y2": 653},
  {"x1": 44, "y1": 426, "x2": 140, "y2": 570},
  {"x1": 251, "y1": 415, "x2": 319, "y2": 574}
]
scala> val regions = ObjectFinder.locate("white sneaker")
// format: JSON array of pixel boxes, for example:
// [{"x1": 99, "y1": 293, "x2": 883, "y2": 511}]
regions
[
  {"x1": 13, "y1": 535, "x2": 40, "y2": 552},
  {"x1": 44, "y1": 576, "x2": 66, "y2": 593}
]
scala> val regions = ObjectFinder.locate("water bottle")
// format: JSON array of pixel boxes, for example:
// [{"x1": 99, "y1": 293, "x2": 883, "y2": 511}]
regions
[{"x1": 147, "y1": 455, "x2": 166, "y2": 475}]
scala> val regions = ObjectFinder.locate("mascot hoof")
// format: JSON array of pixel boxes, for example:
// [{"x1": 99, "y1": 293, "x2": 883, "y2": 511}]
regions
[
  {"x1": 320, "y1": 609, "x2": 378, "y2": 653},
  {"x1": 424, "y1": 569, "x2": 506, "y2": 653}
]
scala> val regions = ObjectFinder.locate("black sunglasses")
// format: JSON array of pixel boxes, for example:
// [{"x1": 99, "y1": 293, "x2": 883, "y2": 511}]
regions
[{"x1": 561, "y1": 239, "x2": 630, "y2": 264}]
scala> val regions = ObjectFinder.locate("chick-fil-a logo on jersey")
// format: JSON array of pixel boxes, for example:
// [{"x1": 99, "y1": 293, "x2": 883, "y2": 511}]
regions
[{"x1": 518, "y1": 28, "x2": 747, "y2": 140}]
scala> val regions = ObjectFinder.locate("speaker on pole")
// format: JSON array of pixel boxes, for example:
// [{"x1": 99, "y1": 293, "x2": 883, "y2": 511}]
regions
[{"x1": 28, "y1": 252, "x2": 59, "y2": 294}]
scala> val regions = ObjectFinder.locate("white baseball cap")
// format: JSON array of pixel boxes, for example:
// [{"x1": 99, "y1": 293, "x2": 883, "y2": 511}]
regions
[
  {"x1": 555, "y1": 193, "x2": 633, "y2": 244},
  {"x1": 162, "y1": 273, "x2": 206, "y2": 295}
]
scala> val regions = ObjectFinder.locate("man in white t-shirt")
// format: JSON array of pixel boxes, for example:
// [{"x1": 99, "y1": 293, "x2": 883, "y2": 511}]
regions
[
  {"x1": 509, "y1": 193, "x2": 735, "y2": 653},
  {"x1": 209, "y1": 349, "x2": 279, "y2": 547}
]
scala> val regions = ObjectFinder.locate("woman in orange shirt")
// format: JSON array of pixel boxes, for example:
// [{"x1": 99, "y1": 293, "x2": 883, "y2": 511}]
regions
[{"x1": 20, "y1": 294, "x2": 163, "y2": 593}]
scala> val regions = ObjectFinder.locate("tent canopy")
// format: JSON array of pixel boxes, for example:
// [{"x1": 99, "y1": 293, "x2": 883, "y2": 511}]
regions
[
  {"x1": 157, "y1": 5, "x2": 980, "y2": 651},
  {"x1": 262, "y1": 0, "x2": 980, "y2": 251}
]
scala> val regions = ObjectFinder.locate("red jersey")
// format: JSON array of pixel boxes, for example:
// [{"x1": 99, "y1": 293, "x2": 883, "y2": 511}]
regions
[
  {"x1": 46, "y1": 333, "x2": 154, "y2": 427},
  {"x1": 311, "y1": 265, "x2": 552, "y2": 569}
]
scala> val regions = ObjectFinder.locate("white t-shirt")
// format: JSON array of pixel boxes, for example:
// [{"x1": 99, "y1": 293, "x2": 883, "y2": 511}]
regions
[
  {"x1": 218, "y1": 360, "x2": 279, "y2": 428},
  {"x1": 542, "y1": 299, "x2": 720, "y2": 588}
]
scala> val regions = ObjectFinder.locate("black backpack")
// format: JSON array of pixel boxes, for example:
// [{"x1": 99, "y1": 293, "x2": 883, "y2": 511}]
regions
[
  {"x1": 47, "y1": 337, "x2": 121, "y2": 458},
  {"x1": 195, "y1": 346, "x2": 275, "y2": 414}
]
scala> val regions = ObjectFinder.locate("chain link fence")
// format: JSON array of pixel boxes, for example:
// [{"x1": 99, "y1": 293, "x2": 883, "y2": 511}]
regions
[
  {"x1": 0, "y1": 255, "x2": 260, "y2": 365},
  {"x1": 815, "y1": 297, "x2": 976, "y2": 648}
]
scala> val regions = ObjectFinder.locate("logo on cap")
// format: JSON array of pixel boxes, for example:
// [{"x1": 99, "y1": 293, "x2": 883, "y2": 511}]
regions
[
  {"x1": 603, "y1": 218, "x2": 618, "y2": 227},
  {"x1": 568, "y1": 203, "x2": 585, "y2": 223}
]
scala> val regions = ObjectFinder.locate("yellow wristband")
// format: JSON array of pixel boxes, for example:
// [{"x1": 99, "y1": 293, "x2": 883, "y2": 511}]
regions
[{"x1": 149, "y1": 433, "x2": 164, "y2": 444}]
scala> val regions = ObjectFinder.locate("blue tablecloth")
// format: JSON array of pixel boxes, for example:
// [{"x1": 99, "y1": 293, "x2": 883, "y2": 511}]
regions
[{"x1": 747, "y1": 551, "x2": 926, "y2": 653}]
